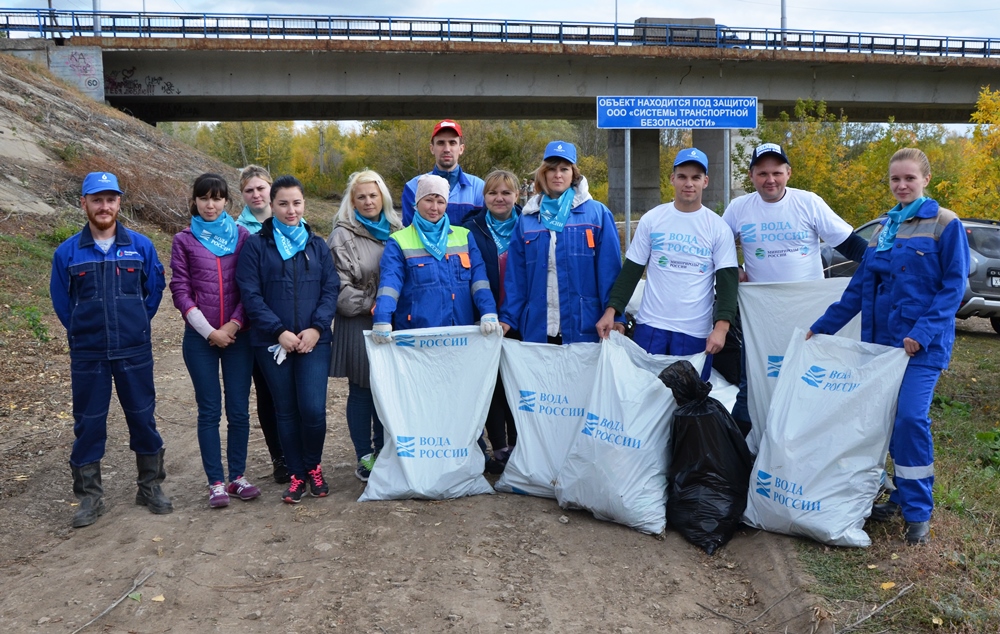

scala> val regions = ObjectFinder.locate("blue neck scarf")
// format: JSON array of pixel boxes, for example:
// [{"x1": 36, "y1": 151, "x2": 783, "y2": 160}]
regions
[
  {"x1": 236, "y1": 205, "x2": 263, "y2": 234},
  {"x1": 539, "y1": 187, "x2": 575, "y2": 232},
  {"x1": 355, "y1": 210, "x2": 391, "y2": 241},
  {"x1": 191, "y1": 212, "x2": 239, "y2": 257},
  {"x1": 433, "y1": 165, "x2": 461, "y2": 192},
  {"x1": 486, "y1": 210, "x2": 518, "y2": 255},
  {"x1": 272, "y1": 217, "x2": 310, "y2": 261},
  {"x1": 412, "y1": 212, "x2": 450, "y2": 260},
  {"x1": 877, "y1": 197, "x2": 927, "y2": 252}
]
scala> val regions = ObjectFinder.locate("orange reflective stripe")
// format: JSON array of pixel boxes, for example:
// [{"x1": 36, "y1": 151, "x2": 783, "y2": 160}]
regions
[{"x1": 585, "y1": 229, "x2": 595, "y2": 248}]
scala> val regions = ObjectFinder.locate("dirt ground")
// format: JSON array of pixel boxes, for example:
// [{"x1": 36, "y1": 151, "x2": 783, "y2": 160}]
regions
[{"x1": 0, "y1": 302, "x2": 843, "y2": 634}]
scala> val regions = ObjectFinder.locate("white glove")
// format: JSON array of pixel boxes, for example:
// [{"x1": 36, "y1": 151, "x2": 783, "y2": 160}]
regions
[
  {"x1": 480, "y1": 313, "x2": 501, "y2": 337},
  {"x1": 372, "y1": 323, "x2": 393, "y2": 344},
  {"x1": 267, "y1": 343, "x2": 287, "y2": 365}
]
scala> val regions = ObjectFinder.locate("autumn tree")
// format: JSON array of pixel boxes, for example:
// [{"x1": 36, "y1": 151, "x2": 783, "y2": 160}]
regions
[{"x1": 953, "y1": 86, "x2": 1000, "y2": 220}]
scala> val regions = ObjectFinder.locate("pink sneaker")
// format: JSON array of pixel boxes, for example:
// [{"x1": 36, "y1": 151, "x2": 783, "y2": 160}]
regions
[
  {"x1": 226, "y1": 475, "x2": 261, "y2": 501},
  {"x1": 208, "y1": 481, "x2": 230, "y2": 508}
]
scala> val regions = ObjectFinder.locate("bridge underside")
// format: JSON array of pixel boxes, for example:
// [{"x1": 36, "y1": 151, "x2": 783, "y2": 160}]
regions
[{"x1": 91, "y1": 38, "x2": 997, "y2": 124}]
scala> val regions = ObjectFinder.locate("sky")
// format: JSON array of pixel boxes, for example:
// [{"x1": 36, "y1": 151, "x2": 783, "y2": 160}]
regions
[{"x1": 9, "y1": 0, "x2": 1000, "y2": 40}]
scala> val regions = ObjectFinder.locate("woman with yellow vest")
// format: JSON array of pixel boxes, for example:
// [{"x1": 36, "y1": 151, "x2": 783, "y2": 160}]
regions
[{"x1": 372, "y1": 174, "x2": 499, "y2": 341}]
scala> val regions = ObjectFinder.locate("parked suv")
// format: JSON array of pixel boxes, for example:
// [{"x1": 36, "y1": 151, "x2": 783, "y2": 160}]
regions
[{"x1": 821, "y1": 218, "x2": 1000, "y2": 334}]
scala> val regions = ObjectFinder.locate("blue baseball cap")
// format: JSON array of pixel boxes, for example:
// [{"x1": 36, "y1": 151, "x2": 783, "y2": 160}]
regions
[
  {"x1": 673, "y1": 148, "x2": 709, "y2": 172},
  {"x1": 543, "y1": 140, "x2": 577, "y2": 165},
  {"x1": 82, "y1": 172, "x2": 123, "y2": 196}
]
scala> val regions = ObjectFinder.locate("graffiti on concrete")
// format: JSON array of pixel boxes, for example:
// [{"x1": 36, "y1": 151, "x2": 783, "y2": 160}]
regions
[
  {"x1": 66, "y1": 51, "x2": 94, "y2": 76},
  {"x1": 105, "y1": 67, "x2": 182, "y2": 96}
]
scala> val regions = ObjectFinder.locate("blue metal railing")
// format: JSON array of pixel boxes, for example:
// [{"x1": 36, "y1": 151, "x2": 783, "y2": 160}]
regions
[{"x1": 1, "y1": 9, "x2": 998, "y2": 58}]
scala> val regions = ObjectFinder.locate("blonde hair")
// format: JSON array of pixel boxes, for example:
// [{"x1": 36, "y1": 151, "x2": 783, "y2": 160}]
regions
[
  {"x1": 336, "y1": 170, "x2": 401, "y2": 227},
  {"x1": 483, "y1": 169, "x2": 519, "y2": 195},
  {"x1": 239, "y1": 164, "x2": 272, "y2": 190},
  {"x1": 889, "y1": 148, "x2": 931, "y2": 178},
  {"x1": 533, "y1": 158, "x2": 582, "y2": 197}
]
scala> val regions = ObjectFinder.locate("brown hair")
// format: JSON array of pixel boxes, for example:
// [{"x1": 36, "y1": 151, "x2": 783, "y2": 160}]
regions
[
  {"x1": 889, "y1": 148, "x2": 931, "y2": 178},
  {"x1": 532, "y1": 159, "x2": 582, "y2": 197},
  {"x1": 239, "y1": 164, "x2": 272, "y2": 190},
  {"x1": 483, "y1": 169, "x2": 520, "y2": 194}
]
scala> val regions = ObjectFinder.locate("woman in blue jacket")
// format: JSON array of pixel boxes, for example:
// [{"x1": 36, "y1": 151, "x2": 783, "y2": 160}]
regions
[
  {"x1": 463, "y1": 170, "x2": 521, "y2": 472},
  {"x1": 499, "y1": 141, "x2": 623, "y2": 344},
  {"x1": 236, "y1": 176, "x2": 339, "y2": 504},
  {"x1": 808, "y1": 148, "x2": 969, "y2": 545}
]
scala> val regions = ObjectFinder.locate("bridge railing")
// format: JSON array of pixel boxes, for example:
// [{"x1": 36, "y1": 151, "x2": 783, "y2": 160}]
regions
[{"x1": 2, "y1": 9, "x2": 998, "y2": 58}]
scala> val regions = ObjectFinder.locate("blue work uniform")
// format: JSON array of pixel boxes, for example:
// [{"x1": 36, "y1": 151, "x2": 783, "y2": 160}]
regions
[
  {"x1": 400, "y1": 167, "x2": 485, "y2": 227},
  {"x1": 50, "y1": 221, "x2": 166, "y2": 467},
  {"x1": 811, "y1": 199, "x2": 969, "y2": 522}
]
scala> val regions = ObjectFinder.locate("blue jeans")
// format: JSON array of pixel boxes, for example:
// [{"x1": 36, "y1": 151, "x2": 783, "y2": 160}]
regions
[
  {"x1": 182, "y1": 328, "x2": 253, "y2": 484},
  {"x1": 632, "y1": 323, "x2": 713, "y2": 381},
  {"x1": 346, "y1": 382, "x2": 384, "y2": 462},
  {"x1": 254, "y1": 343, "x2": 332, "y2": 479},
  {"x1": 70, "y1": 351, "x2": 163, "y2": 467}
]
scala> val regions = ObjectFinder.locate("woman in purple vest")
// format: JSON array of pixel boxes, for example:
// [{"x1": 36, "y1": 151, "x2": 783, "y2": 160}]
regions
[{"x1": 170, "y1": 173, "x2": 261, "y2": 508}]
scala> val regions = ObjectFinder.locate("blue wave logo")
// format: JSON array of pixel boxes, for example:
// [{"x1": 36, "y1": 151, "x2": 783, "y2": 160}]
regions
[
  {"x1": 650, "y1": 232, "x2": 665, "y2": 251},
  {"x1": 396, "y1": 436, "x2": 415, "y2": 458},
  {"x1": 741, "y1": 223, "x2": 757, "y2": 243},
  {"x1": 766, "y1": 355, "x2": 783, "y2": 378},
  {"x1": 657, "y1": 255, "x2": 670, "y2": 268},
  {"x1": 755, "y1": 469, "x2": 772, "y2": 499},
  {"x1": 799, "y1": 246, "x2": 810, "y2": 256},
  {"x1": 518, "y1": 390, "x2": 536, "y2": 412},
  {"x1": 581, "y1": 412, "x2": 600, "y2": 436},
  {"x1": 801, "y1": 365, "x2": 827, "y2": 388},
  {"x1": 394, "y1": 334, "x2": 415, "y2": 347},
  {"x1": 698, "y1": 263, "x2": 708, "y2": 274}
]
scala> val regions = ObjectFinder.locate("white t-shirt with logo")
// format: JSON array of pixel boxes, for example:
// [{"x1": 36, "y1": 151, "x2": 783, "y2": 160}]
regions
[
  {"x1": 722, "y1": 188, "x2": 852, "y2": 282},
  {"x1": 625, "y1": 203, "x2": 738, "y2": 338}
]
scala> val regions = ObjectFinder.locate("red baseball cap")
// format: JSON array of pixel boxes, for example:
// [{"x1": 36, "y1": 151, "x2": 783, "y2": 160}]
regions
[{"x1": 431, "y1": 119, "x2": 463, "y2": 139}]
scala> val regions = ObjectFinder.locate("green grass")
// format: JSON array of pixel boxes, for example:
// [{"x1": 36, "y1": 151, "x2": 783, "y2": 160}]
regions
[{"x1": 798, "y1": 325, "x2": 1000, "y2": 632}]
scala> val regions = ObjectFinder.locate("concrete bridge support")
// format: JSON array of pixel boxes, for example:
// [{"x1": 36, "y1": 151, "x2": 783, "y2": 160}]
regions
[
  {"x1": 692, "y1": 129, "x2": 728, "y2": 213},
  {"x1": 607, "y1": 129, "x2": 661, "y2": 220}
]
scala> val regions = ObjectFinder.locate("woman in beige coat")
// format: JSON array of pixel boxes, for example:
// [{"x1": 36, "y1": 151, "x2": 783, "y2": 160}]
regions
[{"x1": 327, "y1": 170, "x2": 402, "y2": 482}]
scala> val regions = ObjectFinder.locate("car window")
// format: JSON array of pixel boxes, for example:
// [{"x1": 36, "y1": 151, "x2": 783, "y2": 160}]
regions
[
  {"x1": 967, "y1": 227, "x2": 1000, "y2": 258},
  {"x1": 856, "y1": 222, "x2": 881, "y2": 242}
]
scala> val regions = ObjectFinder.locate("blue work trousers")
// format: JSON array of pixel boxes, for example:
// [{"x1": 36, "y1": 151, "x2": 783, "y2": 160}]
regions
[
  {"x1": 888, "y1": 363, "x2": 941, "y2": 523},
  {"x1": 182, "y1": 328, "x2": 253, "y2": 485},
  {"x1": 253, "y1": 344, "x2": 332, "y2": 480},
  {"x1": 633, "y1": 323, "x2": 712, "y2": 381},
  {"x1": 70, "y1": 351, "x2": 163, "y2": 467}
]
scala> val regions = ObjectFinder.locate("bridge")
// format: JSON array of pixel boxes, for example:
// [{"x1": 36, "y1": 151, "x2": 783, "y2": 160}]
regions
[{"x1": 3, "y1": 9, "x2": 998, "y2": 213}]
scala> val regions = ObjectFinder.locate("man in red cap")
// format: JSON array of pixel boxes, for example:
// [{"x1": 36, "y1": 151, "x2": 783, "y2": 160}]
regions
[{"x1": 400, "y1": 119, "x2": 484, "y2": 226}]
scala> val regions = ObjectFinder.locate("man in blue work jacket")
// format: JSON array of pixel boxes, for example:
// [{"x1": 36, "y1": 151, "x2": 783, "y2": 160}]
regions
[
  {"x1": 50, "y1": 172, "x2": 173, "y2": 528},
  {"x1": 400, "y1": 120, "x2": 485, "y2": 226}
]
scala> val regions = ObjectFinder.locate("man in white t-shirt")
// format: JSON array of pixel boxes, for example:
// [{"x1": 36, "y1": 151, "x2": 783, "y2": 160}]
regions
[
  {"x1": 597, "y1": 148, "x2": 739, "y2": 380},
  {"x1": 723, "y1": 142, "x2": 868, "y2": 429}
]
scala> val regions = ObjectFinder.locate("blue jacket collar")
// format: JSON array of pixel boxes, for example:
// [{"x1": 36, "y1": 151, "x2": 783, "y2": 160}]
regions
[
  {"x1": 914, "y1": 198, "x2": 940, "y2": 219},
  {"x1": 78, "y1": 221, "x2": 131, "y2": 248}
]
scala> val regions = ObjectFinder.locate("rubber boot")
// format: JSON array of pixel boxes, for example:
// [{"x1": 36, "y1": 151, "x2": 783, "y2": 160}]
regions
[
  {"x1": 869, "y1": 500, "x2": 902, "y2": 522},
  {"x1": 135, "y1": 448, "x2": 174, "y2": 514},
  {"x1": 905, "y1": 521, "x2": 931, "y2": 545},
  {"x1": 71, "y1": 461, "x2": 106, "y2": 528}
]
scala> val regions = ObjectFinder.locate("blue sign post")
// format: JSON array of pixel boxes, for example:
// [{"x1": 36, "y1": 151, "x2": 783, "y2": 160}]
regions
[
  {"x1": 596, "y1": 96, "x2": 758, "y2": 248},
  {"x1": 596, "y1": 96, "x2": 758, "y2": 129}
]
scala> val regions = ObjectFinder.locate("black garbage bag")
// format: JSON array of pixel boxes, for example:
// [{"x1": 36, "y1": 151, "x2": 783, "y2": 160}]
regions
[{"x1": 658, "y1": 360, "x2": 754, "y2": 554}]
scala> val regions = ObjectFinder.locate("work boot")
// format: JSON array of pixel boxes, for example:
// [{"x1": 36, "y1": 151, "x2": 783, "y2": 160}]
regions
[
  {"x1": 869, "y1": 500, "x2": 902, "y2": 523},
  {"x1": 70, "y1": 461, "x2": 105, "y2": 528},
  {"x1": 135, "y1": 448, "x2": 174, "y2": 514},
  {"x1": 905, "y1": 521, "x2": 931, "y2": 545}
]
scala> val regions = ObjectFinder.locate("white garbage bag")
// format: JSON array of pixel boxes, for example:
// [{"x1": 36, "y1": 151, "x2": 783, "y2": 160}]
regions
[
  {"x1": 555, "y1": 332, "x2": 705, "y2": 535},
  {"x1": 494, "y1": 340, "x2": 601, "y2": 498},
  {"x1": 739, "y1": 279, "x2": 861, "y2": 454},
  {"x1": 742, "y1": 329, "x2": 908, "y2": 547},
  {"x1": 359, "y1": 326, "x2": 499, "y2": 501}
]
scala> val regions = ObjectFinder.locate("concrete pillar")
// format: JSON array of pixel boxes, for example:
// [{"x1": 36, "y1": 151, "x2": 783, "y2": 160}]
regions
[
  {"x1": 692, "y1": 129, "x2": 727, "y2": 212},
  {"x1": 607, "y1": 129, "x2": 661, "y2": 219}
]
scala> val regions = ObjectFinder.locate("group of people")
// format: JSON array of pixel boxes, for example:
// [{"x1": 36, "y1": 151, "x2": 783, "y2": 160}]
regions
[{"x1": 51, "y1": 118, "x2": 965, "y2": 545}]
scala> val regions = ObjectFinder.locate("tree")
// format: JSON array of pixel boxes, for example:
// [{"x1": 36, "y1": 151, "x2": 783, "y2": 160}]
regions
[{"x1": 953, "y1": 86, "x2": 1000, "y2": 220}]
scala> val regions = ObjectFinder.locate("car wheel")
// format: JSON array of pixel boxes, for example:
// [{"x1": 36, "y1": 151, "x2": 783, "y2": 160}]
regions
[{"x1": 992, "y1": 317, "x2": 1000, "y2": 335}]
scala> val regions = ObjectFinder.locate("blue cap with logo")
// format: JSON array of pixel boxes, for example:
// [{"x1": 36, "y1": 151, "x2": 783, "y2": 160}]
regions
[
  {"x1": 673, "y1": 148, "x2": 709, "y2": 172},
  {"x1": 543, "y1": 140, "x2": 577, "y2": 165},
  {"x1": 81, "y1": 172, "x2": 123, "y2": 196}
]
